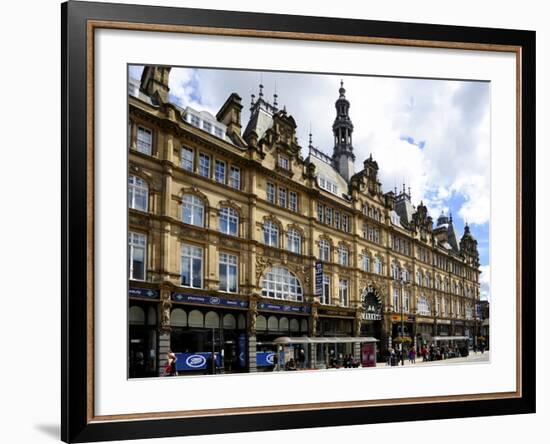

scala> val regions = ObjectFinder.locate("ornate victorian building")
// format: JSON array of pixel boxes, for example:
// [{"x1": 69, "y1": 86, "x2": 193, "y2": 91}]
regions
[{"x1": 127, "y1": 66, "x2": 482, "y2": 377}]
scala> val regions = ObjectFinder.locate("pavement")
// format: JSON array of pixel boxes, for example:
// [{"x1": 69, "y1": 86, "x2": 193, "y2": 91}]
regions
[{"x1": 380, "y1": 350, "x2": 490, "y2": 367}]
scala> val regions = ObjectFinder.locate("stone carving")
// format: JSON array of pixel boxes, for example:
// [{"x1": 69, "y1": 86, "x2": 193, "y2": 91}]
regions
[
  {"x1": 248, "y1": 297, "x2": 258, "y2": 336},
  {"x1": 310, "y1": 303, "x2": 318, "y2": 336},
  {"x1": 159, "y1": 289, "x2": 172, "y2": 333},
  {"x1": 255, "y1": 256, "x2": 272, "y2": 284}
]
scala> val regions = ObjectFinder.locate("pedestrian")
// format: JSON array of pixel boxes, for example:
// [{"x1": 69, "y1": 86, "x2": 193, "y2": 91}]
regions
[
  {"x1": 164, "y1": 350, "x2": 177, "y2": 376},
  {"x1": 298, "y1": 348, "x2": 306, "y2": 369},
  {"x1": 408, "y1": 347, "x2": 416, "y2": 364}
]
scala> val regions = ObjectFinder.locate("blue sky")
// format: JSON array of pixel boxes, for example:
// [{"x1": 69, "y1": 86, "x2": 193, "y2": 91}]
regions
[{"x1": 130, "y1": 65, "x2": 491, "y2": 300}]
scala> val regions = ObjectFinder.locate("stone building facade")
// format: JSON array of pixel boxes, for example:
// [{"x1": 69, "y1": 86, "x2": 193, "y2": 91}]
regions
[{"x1": 127, "y1": 66, "x2": 482, "y2": 377}]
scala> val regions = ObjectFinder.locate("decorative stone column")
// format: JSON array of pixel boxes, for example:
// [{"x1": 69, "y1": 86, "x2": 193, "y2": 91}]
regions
[
  {"x1": 247, "y1": 295, "x2": 259, "y2": 373},
  {"x1": 354, "y1": 306, "x2": 363, "y2": 360},
  {"x1": 157, "y1": 288, "x2": 172, "y2": 376},
  {"x1": 310, "y1": 302, "x2": 319, "y2": 368}
]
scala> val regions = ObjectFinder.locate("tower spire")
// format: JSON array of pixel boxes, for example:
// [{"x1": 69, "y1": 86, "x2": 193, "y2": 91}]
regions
[{"x1": 332, "y1": 80, "x2": 355, "y2": 181}]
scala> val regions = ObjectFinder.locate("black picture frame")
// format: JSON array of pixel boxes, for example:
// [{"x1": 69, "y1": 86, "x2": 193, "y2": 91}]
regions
[{"x1": 61, "y1": 1, "x2": 536, "y2": 442}]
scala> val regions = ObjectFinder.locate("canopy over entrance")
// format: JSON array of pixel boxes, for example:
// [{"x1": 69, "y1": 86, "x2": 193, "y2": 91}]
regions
[{"x1": 272, "y1": 336, "x2": 378, "y2": 344}]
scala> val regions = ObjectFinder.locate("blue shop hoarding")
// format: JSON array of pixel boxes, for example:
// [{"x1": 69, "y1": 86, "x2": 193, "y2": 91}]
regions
[
  {"x1": 129, "y1": 287, "x2": 160, "y2": 299},
  {"x1": 172, "y1": 293, "x2": 248, "y2": 309},
  {"x1": 256, "y1": 351, "x2": 285, "y2": 367},
  {"x1": 257, "y1": 301, "x2": 310, "y2": 314},
  {"x1": 174, "y1": 352, "x2": 222, "y2": 371}
]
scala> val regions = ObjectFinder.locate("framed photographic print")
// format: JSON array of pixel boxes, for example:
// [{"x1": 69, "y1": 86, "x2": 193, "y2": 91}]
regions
[{"x1": 61, "y1": 0, "x2": 536, "y2": 442}]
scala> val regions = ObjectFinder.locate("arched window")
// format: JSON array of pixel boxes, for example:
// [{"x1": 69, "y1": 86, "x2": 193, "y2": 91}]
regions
[
  {"x1": 287, "y1": 228, "x2": 301, "y2": 254},
  {"x1": 129, "y1": 306, "x2": 145, "y2": 324},
  {"x1": 261, "y1": 266, "x2": 303, "y2": 301},
  {"x1": 171, "y1": 308, "x2": 187, "y2": 327},
  {"x1": 417, "y1": 295, "x2": 430, "y2": 315},
  {"x1": 128, "y1": 175, "x2": 148, "y2": 211},
  {"x1": 182, "y1": 194, "x2": 204, "y2": 227},
  {"x1": 219, "y1": 207, "x2": 239, "y2": 236},
  {"x1": 263, "y1": 221, "x2": 279, "y2": 247},
  {"x1": 319, "y1": 239, "x2": 330, "y2": 262},
  {"x1": 338, "y1": 245, "x2": 349, "y2": 266}
]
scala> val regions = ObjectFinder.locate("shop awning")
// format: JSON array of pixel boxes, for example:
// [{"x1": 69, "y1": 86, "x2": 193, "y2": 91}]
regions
[
  {"x1": 432, "y1": 336, "x2": 469, "y2": 341},
  {"x1": 273, "y1": 336, "x2": 378, "y2": 344}
]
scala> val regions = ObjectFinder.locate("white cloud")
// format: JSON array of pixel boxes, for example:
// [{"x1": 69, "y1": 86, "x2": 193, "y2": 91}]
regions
[
  {"x1": 479, "y1": 265, "x2": 491, "y2": 301},
  {"x1": 129, "y1": 66, "x2": 490, "y2": 257}
]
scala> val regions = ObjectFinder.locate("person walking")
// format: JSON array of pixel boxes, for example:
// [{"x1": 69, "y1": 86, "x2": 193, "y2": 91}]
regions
[
  {"x1": 408, "y1": 347, "x2": 416, "y2": 364},
  {"x1": 164, "y1": 350, "x2": 177, "y2": 376}
]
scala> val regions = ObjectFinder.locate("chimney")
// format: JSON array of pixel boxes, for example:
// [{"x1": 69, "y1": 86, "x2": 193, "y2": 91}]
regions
[
  {"x1": 140, "y1": 66, "x2": 171, "y2": 104},
  {"x1": 216, "y1": 93, "x2": 243, "y2": 136}
]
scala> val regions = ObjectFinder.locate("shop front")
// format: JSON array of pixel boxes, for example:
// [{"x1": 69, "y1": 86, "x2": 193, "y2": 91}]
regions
[
  {"x1": 255, "y1": 301, "x2": 310, "y2": 371},
  {"x1": 360, "y1": 286, "x2": 383, "y2": 361},
  {"x1": 316, "y1": 307, "x2": 356, "y2": 368},
  {"x1": 169, "y1": 293, "x2": 248, "y2": 375},
  {"x1": 415, "y1": 317, "x2": 435, "y2": 350},
  {"x1": 128, "y1": 287, "x2": 160, "y2": 378}
]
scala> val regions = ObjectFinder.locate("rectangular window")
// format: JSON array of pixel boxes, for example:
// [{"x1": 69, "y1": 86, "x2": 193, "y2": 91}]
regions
[
  {"x1": 403, "y1": 291, "x2": 410, "y2": 313},
  {"x1": 215, "y1": 160, "x2": 226, "y2": 184},
  {"x1": 129, "y1": 232, "x2": 146, "y2": 280},
  {"x1": 393, "y1": 288, "x2": 400, "y2": 310},
  {"x1": 266, "y1": 182, "x2": 276, "y2": 203},
  {"x1": 214, "y1": 126, "x2": 223, "y2": 138},
  {"x1": 181, "y1": 244, "x2": 203, "y2": 288},
  {"x1": 319, "y1": 241, "x2": 330, "y2": 262},
  {"x1": 190, "y1": 114, "x2": 200, "y2": 127},
  {"x1": 202, "y1": 120, "x2": 212, "y2": 132},
  {"x1": 136, "y1": 126, "x2": 152, "y2": 155},
  {"x1": 181, "y1": 146, "x2": 194, "y2": 171},
  {"x1": 334, "y1": 212, "x2": 340, "y2": 229},
  {"x1": 339, "y1": 279, "x2": 349, "y2": 307},
  {"x1": 219, "y1": 253, "x2": 238, "y2": 293},
  {"x1": 278, "y1": 188, "x2": 287, "y2": 208},
  {"x1": 199, "y1": 153, "x2": 211, "y2": 178},
  {"x1": 342, "y1": 214, "x2": 349, "y2": 232},
  {"x1": 278, "y1": 155, "x2": 289, "y2": 170},
  {"x1": 289, "y1": 192, "x2": 298, "y2": 212},
  {"x1": 321, "y1": 274, "x2": 331, "y2": 305},
  {"x1": 287, "y1": 230, "x2": 301, "y2": 254},
  {"x1": 326, "y1": 207, "x2": 333, "y2": 225},
  {"x1": 229, "y1": 166, "x2": 241, "y2": 190},
  {"x1": 317, "y1": 203, "x2": 324, "y2": 223}
]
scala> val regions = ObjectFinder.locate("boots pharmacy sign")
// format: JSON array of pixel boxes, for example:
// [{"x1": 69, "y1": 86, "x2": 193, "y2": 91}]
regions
[{"x1": 362, "y1": 286, "x2": 382, "y2": 320}]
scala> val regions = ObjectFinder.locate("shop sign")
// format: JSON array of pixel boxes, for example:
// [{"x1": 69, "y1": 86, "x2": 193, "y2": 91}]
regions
[
  {"x1": 129, "y1": 287, "x2": 159, "y2": 299},
  {"x1": 436, "y1": 319, "x2": 451, "y2": 325},
  {"x1": 361, "y1": 286, "x2": 382, "y2": 320},
  {"x1": 314, "y1": 261, "x2": 323, "y2": 296},
  {"x1": 257, "y1": 302, "x2": 310, "y2": 314},
  {"x1": 174, "y1": 352, "x2": 221, "y2": 371},
  {"x1": 256, "y1": 351, "x2": 285, "y2": 367},
  {"x1": 391, "y1": 314, "x2": 415, "y2": 322},
  {"x1": 171, "y1": 293, "x2": 248, "y2": 308}
]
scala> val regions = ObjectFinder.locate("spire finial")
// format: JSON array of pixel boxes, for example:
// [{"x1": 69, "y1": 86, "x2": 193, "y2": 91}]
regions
[
  {"x1": 339, "y1": 79, "x2": 346, "y2": 97},
  {"x1": 259, "y1": 83, "x2": 264, "y2": 98},
  {"x1": 273, "y1": 81, "x2": 278, "y2": 108},
  {"x1": 250, "y1": 93, "x2": 255, "y2": 107}
]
